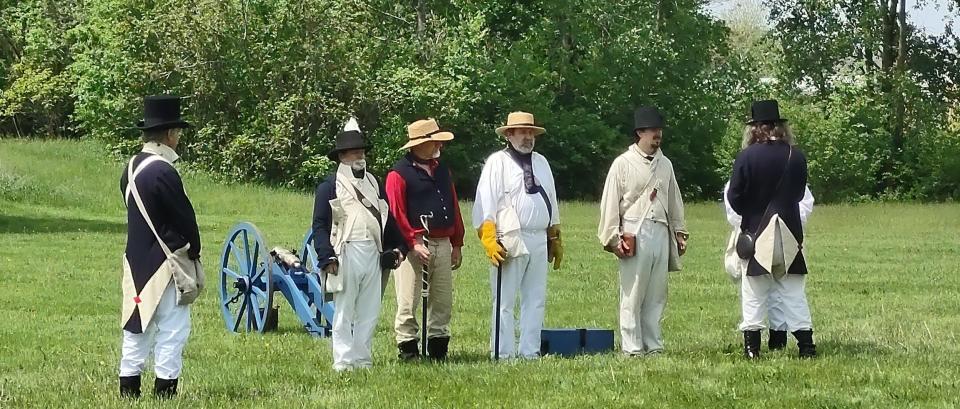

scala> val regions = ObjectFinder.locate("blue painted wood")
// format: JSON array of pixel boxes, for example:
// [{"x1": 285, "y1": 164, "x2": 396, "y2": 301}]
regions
[
  {"x1": 218, "y1": 222, "x2": 335, "y2": 337},
  {"x1": 301, "y1": 229, "x2": 334, "y2": 337},
  {"x1": 582, "y1": 329, "x2": 615, "y2": 354},
  {"x1": 540, "y1": 328, "x2": 615, "y2": 356},
  {"x1": 540, "y1": 329, "x2": 581, "y2": 356},
  {"x1": 219, "y1": 222, "x2": 274, "y2": 333}
]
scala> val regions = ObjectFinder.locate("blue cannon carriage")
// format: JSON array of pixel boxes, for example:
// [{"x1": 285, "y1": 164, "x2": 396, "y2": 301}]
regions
[{"x1": 219, "y1": 222, "x2": 335, "y2": 337}]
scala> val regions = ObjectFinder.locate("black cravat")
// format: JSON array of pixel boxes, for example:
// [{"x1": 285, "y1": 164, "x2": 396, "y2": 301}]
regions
[{"x1": 504, "y1": 144, "x2": 538, "y2": 194}]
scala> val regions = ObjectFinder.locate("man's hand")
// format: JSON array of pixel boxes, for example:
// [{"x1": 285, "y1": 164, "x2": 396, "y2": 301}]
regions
[
  {"x1": 614, "y1": 239, "x2": 631, "y2": 259},
  {"x1": 323, "y1": 260, "x2": 339, "y2": 276},
  {"x1": 676, "y1": 232, "x2": 688, "y2": 256},
  {"x1": 547, "y1": 225, "x2": 563, "y2": 270},
  {"x1": 412, "y1": 243, "x2": 431, "y2": 264},
  {"x1": 605, "y1": 236, "x2": 633, "y2": 259},
  {"x1": 478, "y1": 221, "x2": 507, "y2": 267},
  {"x1": 451, "y1": 246, "x2": 463, "y2": 270}
]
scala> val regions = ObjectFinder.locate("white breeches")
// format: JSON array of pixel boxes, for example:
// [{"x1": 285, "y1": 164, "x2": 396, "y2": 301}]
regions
[
  {"x1": 119, "y1": 279, "x2": 191, "y2": 379},
  {"x1": 331, "y1": 240, "x2": 382, "y2": 371},
  {"x1": 739, "y1": 273, "x2": 813, "y2": 332}
]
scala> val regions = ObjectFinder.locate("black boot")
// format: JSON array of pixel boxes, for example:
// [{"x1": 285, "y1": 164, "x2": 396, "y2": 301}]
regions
[
  {"x1": 119, "y1": 375, "x2": 141, "y2": 398},
  {"x1": 793, "y1": 330, "x2": 817, "y2": 358},
  {"x1": 154, "y1": 378, "x2": 178, "y2": 398},
  {"x1": 397, "y1": 339, "x2": 420, "y2": 361},
  {"x1": 769, "y1": 330, "x2": 788, "y2": 350},
  {"x1": 427, "y1": 336, "x2": 450, "y2": 361},
  {"x1": 743, "y1": 330, "x2": 761, "y2": 359}
]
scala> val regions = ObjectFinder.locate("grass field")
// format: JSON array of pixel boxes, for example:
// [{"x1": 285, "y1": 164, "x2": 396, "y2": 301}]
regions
[{"x1": 2, "y1": 138, "x2": 959, "y2": 408}]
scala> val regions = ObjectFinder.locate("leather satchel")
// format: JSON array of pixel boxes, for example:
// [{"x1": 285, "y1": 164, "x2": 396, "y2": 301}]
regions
[
  {"x1": 736, "y1": 147, "x2": 792, "y2": 260},
  {"x1": 735, "y1": 230, "x2": 757, "y2": 260}
]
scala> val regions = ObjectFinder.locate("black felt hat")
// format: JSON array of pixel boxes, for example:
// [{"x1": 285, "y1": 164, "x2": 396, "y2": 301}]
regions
[
  {"x1": 136, "y1": 95, "x2": 191, "y2": 131},
  {"x1": 327, "y1": 130, "x2": 369, "y2": 161},
  {"x1": 747, "y1": 99, "x2": 787, "y2": 124},
  {"x1": 634, "y1": 106, "x2": 665, "y2": 130}
]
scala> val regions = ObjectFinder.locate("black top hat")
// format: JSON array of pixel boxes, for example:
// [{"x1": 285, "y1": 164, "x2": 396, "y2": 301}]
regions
[
  {"x1": 634, "y1": 106, "x2": 665, "y2": 131},
  {"x1": 747, "y1": 99, "x2": 787, "y2": 124},
  {"x1": 136, "y1": 95, "x2": 191, "y2": 131},
  {"x1": 327, "y1": 130, "x2": 370, "y2": 161}
]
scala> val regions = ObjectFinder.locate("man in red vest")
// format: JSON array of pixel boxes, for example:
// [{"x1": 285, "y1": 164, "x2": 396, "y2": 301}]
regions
[{"x1": 386, "y1": 118, "x2": 465, "y2": 361}]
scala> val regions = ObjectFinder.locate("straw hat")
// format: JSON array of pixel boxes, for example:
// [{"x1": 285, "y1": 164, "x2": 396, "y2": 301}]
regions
[
  {"x1": 400, "y1": 118, "x2": 455, "y2": 150},
  {"x1": 495, "y1": 111, "x2": 546, "y2": 137}
]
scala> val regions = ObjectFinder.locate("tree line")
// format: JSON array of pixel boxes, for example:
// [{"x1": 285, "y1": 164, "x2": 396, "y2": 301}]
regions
[{"x1": 2, "y1": 0, "x2": 958, "y2": 201}]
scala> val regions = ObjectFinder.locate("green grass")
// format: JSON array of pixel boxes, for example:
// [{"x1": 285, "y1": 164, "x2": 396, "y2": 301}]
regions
[{"x1": 2, "y1": 138, "x2": 959, "y2": 408}]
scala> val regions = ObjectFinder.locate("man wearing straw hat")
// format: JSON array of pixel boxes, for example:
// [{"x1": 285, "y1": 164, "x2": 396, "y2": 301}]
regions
[
  {"x1": 311, "y1": 118, "x2": 408, "y2": 371},
  {"x1": 385, "y1": 118, "x2": 465, "y2": 361},
  {"x1": 472, "y1": 111, "x2": 562, "y2": 359},
  {"x1": 119, "y1": 95, "x2": 203, "y2": 398},
  {"x1": 597, "y1": 106, "x2": 688, "y2": 356}
]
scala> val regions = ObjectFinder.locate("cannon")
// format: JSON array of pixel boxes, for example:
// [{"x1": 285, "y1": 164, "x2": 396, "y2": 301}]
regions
[{"x1": 219, "y1": 222, "x2": 335, "y2": 337}]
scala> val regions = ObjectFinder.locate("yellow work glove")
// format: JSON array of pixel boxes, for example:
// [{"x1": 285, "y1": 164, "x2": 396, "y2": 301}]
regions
[
  {"x1": 478, "y1": 220, "x2": 507, "y2": 267},
  {"x1": 547, "y1": 225, "x2": 563, "y2": 270}
]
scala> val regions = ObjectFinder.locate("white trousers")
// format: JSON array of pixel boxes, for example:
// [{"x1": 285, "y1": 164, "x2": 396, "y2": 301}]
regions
[
  {"x1": 739, "y1": 273, "x2": 813, "y2": 332},
  {"x1": 119, "y1": 279, "x2": 191, "y2": 379},
  {"x1": 618, "y1": 220, "x2": 669, "y2": 355},
  {"x1": 490, "y1": 230, "x2": 548, "y2": 359},
  {"x1": 732, "y1": 264, "x2": 789, "y2": 330},
  {"x1": 765, "y1": 284, "x2": 788, "y2": 331},
  {"x1": 331, "y1": 240, "x2": 382, "y2": 371}
]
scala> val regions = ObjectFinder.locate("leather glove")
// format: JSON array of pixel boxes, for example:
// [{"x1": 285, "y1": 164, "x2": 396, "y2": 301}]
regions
[
  {"x1": 547, "y1": 225, "x2": 563, "y2": 269},
  {"x1": 478, "y1": 220, "x2": 507, "y2": 267},
  {"x1": 380, "y1": 249, "x2": 401, "y2": 269}
]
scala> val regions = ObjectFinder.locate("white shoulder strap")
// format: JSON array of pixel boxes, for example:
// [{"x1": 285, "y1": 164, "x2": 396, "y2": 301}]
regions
[
  {"x1": 126, "y1": 156, "x2": 173, "y2": 257},
  {"x1": 620, "y1": 153, "x2": 659, "y2": 219}
]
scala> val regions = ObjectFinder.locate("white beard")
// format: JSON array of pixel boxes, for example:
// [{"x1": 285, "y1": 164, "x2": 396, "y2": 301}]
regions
[{"x1": 349, "y1": 159, "x2": 366, "y2": 172}]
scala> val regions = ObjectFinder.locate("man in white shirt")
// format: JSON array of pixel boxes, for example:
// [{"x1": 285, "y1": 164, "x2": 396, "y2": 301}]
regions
[
  {"x1": 473, "y1": 111, "x2": 562, "y2": 359},
  {"x1": 597, "y1": 106, "x2": 688, "y2": 356}
]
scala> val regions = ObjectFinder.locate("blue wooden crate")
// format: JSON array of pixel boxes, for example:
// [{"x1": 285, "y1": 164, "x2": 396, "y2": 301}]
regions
[{"x1": 540, "y1": 328, "x2": 615, "y2": 357}]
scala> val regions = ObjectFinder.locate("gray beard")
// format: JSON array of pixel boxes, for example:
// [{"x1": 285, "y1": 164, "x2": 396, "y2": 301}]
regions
[{"x1": 511, "y1": 141, "x2": 534, "y2": 154}]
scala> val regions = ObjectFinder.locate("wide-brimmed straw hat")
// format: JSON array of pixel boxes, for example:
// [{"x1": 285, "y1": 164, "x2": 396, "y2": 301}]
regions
[
  {"x1": 400, "y1": 118, "x2": 455, "y2": 150},
  {"x1": 495, "y1": 111, "x2": 546, "y2": 137}
]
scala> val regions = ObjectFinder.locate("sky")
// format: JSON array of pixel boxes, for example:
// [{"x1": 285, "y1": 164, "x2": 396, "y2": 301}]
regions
[{"x1": 705, "y1": 0, "x2": 958, "y2": 36}]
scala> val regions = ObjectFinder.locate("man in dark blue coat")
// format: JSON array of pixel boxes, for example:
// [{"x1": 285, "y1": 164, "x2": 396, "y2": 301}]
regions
[
  {"x1": 119, "y1": 95, "x2": 203, "y2": 398},
  {"x1": 727, "y1": 99, "x2": 816, "y2": 359},
  {"x1": 311, "y1": 118, "x2": 408, "y2": 371}
]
